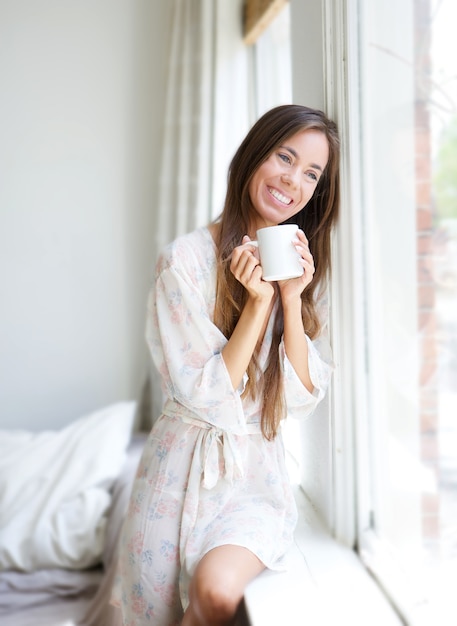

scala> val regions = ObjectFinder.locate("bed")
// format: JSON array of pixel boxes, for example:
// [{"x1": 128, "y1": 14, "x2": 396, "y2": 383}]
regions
[{"x1": 0, "y1": 402, "x2": 147, "y2": 626}]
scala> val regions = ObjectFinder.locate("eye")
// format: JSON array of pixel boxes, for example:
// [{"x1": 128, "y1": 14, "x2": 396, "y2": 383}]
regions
[
  {"x1": 278, "y1": 152, "x2": 292, "y2": 164},
  {"x1": 305, "y1": 171, "x2": 318, "y2": 182}
]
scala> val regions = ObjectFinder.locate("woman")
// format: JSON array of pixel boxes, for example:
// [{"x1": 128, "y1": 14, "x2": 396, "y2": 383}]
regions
[{"x1": 112, "y1": 104, "x2": 340, "y2": 625}]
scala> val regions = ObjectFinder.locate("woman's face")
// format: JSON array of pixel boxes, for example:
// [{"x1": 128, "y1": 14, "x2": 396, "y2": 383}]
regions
[{"x1": 248, "y1": 128, "x2": 329, "y2": 232}]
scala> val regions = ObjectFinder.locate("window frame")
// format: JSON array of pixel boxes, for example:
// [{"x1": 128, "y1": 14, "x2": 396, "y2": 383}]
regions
[{"x1": 322, "y1": 1, "x2": 453, "y2": 623}]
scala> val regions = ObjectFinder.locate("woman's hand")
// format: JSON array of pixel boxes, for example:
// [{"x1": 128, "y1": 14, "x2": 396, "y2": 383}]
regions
[
  {"x1": 222, "y1": 235, "x2": 275, "y2": 389},
  {"x1": 230, "y1": 235, "x2": 275, "y2": 301},
  {"x1": 278, "y1": 229, "x2": 315, "y2": 301}
]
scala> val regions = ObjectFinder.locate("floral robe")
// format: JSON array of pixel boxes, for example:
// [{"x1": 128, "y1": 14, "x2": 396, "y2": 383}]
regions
[{"x1": 111, "y1": 227, "x2": 333, "y2": 625}]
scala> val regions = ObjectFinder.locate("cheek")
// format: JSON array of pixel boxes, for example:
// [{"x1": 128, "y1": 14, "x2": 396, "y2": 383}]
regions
[
  {"x1": 247, "y1": 182, "x2": 255, "y2": 205},
  {"x1": 302, "y1": 182, "x2": 318, "y2": 200},
  {"x1": 248, "y1": 174, "x2": 261, "y2": 201}
]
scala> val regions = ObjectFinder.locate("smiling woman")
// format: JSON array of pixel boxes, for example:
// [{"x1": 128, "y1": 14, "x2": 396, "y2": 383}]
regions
[{"x1": 111, "y1": 104, "x2": 340, "y2": 626}]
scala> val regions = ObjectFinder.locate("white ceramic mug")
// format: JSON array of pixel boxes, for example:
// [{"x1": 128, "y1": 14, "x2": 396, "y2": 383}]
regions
[{"x1": 251, "y1": 224, "x2": 304, "y2": 281}]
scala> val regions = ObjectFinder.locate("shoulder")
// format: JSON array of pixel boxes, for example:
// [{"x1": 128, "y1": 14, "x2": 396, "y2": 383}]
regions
[
  {"x1": 157, "y1": 228, "x2": 213, "y2": 269},
  {"x1": 156, "y1": 227, "x2": 217, "y2": 287}
]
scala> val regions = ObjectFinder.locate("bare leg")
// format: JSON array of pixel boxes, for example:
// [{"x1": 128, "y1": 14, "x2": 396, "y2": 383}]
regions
[{"x1": 182, "y1": 545, "x2": 265, "y2": 626}]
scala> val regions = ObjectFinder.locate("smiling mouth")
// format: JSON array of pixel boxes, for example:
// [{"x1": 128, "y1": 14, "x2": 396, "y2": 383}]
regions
[{"x1": 268, "y1": 187, "x2": 292, "y2": 205}]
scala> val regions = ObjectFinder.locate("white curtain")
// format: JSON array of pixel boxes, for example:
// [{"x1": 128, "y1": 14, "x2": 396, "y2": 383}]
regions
[
  {"x1": 147, "y1": 0, "x2": 252, "y2": 425},
  {"x1": 154, "y1": 0, "x2": 215, "y2": 256}
]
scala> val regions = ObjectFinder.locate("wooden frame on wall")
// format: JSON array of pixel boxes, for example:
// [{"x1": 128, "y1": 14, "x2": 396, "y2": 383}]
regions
[{"x1": 243, "y1": 0, "x2": 289, "y2": 45}]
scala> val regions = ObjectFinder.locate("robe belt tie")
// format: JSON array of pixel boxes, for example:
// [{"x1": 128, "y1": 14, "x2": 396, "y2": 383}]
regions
[{"x1": 162, "y1": 399, "x2": 261, "y2": 489}]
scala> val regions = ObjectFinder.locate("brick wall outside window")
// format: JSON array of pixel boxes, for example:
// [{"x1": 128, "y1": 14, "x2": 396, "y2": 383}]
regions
[{"x1": 415, "y1": 0, "x2": 441, "y2": 545}]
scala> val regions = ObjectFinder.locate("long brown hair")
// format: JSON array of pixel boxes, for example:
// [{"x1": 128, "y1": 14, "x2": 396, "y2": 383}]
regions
[{"x1": 213, "y1": 105, "x2": 340, "y2": 439}]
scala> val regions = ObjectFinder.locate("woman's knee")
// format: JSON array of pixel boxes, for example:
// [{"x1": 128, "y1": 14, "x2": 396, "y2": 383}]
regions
[
  {"x1": 189, "y1": 573, "x2": 241, "y2": 625},
  {"x1": 187, "y1": 546, "x2": 264, "y2": 625}
]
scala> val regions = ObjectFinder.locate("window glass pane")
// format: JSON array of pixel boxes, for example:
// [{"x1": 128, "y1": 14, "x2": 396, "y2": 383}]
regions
[
  {"x1": 359, "y1": 0, "x2": 457, "y2": 620},
  {"x1": 427, "y1": 0, "x2": 457, "y2": 610},
  {"x1": 253, "y1": 2, "x2": 292, "y2": 116}
]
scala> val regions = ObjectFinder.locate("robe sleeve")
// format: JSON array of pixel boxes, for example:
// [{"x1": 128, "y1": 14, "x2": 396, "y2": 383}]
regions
[
  {"x1": 146, "y1": 262, "x2": 248, "y2": 434},
  {"x1": 281, "y1": 291, "x2": 334, "y2": 419}
]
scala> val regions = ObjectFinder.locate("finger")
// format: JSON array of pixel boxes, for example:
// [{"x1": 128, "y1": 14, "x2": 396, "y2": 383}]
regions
[
  {"x1": 294, "y1": 241, "x2": 314, "y2": 265},
  {"x1": 232, "y1": 237, "x2": 259, "y2": 267},
  {"x1": 241, "y1": 234, "x2": 258, "y2": 246},
  {"x1": 240, "y1": 253, "x2": 261, "y2": 281},
  {"x1": 293, "y1": 231, "x2": 310, "y2": 252},
  {"x1": 231, "y1": 240, "x2": 255, "y2": 265},
  {"x1": 295, "y1": 228, "x2": 308, "y2": 245},
  {"x1": 239, "y1": 239, "x2": 259, "y2": 254},
  {"x1": 300, "y1": 258, "x2": 315, "y2": 276},
  {"x1": 231, "y1": 248, "x2": 260, "y2": 281}
]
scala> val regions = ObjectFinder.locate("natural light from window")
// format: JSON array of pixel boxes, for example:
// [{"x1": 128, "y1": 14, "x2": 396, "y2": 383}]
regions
[
  {"x1": 252, "y1": 1, "x2": 456, "y2": 622},
  {"x1": 357, "y1": 0, "x2": 457, "y2": 622}
]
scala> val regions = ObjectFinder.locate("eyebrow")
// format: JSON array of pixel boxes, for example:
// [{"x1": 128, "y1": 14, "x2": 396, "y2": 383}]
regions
[{"x1": 281, "y1": 145, "x2": 324, "y2": 172}]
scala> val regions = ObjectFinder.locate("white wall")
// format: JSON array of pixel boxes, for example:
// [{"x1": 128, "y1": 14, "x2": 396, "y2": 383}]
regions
[{"x1": 0, "y1": 0, "x2": 172, "y2": 430}]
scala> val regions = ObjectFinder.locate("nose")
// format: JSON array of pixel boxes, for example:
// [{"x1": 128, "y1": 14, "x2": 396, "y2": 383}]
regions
[{"x1": 281, "y1": 167, "x2": 300, "y2": 188}]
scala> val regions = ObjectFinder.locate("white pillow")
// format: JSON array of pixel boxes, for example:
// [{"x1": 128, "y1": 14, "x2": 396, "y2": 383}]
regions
[{"x1": 0, "y1": 401, "x2": 136, "y2": 572}]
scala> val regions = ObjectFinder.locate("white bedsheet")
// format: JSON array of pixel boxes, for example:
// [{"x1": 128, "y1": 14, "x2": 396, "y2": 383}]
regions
[{"x1": 0, "y1": 402, "x2": 136, "y2": 571}]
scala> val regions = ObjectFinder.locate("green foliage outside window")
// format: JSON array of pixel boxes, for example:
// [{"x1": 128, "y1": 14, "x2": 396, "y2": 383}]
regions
[{"x1": 434, "y1": 114, "x2": 457, "y2": 220}]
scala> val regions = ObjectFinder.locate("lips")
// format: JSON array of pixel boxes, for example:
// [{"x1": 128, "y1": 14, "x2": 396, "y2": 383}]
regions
[{"x1": 268, "y1": 186, "x2": 292, "y2": 205}]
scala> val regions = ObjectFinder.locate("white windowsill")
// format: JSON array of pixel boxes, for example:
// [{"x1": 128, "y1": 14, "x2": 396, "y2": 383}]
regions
[{"x1": 243, "y1": 487, "x2": 404, "y2": 626}]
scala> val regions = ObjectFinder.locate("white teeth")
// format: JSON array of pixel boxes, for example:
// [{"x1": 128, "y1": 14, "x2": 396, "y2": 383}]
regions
[{"x1": 269, "y1": 187, "x2": 291, "y2": 205}]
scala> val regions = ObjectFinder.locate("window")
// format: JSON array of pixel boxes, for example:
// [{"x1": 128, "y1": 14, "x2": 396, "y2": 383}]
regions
[
  {"x1": 250, "y1": 2, "x2": 292, "y2": 117},
  {"x1": 242, "y1": 2, "x2": 456, "y2": 622},
  {"x1": 352, "y1": 0, "x2": 457, "y2": 621}
]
